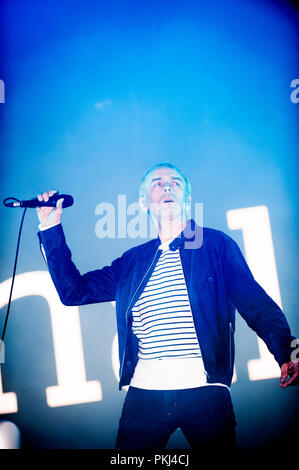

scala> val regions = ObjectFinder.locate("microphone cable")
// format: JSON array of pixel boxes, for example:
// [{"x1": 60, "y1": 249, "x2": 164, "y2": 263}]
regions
[
  {"x1": 3, "y1": 197, "x2": 21, "y2": 208},
  {"x1": 0, "y1": 206, "x2": 27, "y2": 353}
]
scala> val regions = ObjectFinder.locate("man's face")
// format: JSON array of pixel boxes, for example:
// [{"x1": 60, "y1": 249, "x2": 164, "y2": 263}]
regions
[{"x1": 139, "y1": 167, "x2": 190, "y2": 222}]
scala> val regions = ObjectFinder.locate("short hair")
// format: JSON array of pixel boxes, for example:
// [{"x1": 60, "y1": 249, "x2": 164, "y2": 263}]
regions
[{"x1": 139, "y1": 162, "x2": 191, "y2": 200}]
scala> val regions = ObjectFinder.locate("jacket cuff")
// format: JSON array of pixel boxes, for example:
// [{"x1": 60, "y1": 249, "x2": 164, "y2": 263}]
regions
[
  {"x1": 37, "y1": 223, "x2": 65, "y2": 262},
  {"x1": 276, "y1": 336, "x2": 297, "y2": 367},
  {"x1": 38, "y1": 222, "x2": 60, "y2": 231}
]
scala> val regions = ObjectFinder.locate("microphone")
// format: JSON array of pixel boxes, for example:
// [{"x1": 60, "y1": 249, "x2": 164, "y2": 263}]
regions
[{"x1": 3, "y1": 192, "x2": 74, "y2": 209}]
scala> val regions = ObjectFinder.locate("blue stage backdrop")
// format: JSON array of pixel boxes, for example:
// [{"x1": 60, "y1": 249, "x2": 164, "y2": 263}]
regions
[{"x1": 0, "y1": 0, "x2": 298, "y2": 449}]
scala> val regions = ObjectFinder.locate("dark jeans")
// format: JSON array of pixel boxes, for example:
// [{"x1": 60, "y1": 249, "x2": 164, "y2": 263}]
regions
[{"x1": 115, "y1": 385, "x2": 236, "y2": 449}]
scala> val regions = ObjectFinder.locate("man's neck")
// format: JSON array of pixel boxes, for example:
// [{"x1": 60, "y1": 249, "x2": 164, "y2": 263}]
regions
[{"x1": 157, "y1": 217, "x2": 187, "y2": 244}]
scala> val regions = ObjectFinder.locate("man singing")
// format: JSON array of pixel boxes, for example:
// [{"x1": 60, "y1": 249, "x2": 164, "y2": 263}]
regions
[{"x1": 36, "y1": 162, "x2": 298, "y2": 449}]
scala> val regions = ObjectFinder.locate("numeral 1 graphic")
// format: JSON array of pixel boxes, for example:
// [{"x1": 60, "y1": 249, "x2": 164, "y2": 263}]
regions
[
  {"x1": 0, "y1": 206, "x2": 288, "y2": 414},
  {"x1": 0, "y1": 366, "x2": 18, "y2": 414},
  {"x1": 227, "y1": 206, "x2": 282, "y2": 380},
  {"x1": 0, "y1": 271, "x2": 102, "y2": 413}
]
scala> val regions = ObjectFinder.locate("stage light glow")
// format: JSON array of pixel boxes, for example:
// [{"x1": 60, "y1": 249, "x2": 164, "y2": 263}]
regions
[
  {"x1": 0, "y1": 271, "x2": 102, "y2": 412},
  {"x1": 227, "y1": 206, "x2": 282, "y2": 380},
  {"x1": 0, "y1": 420, "x2": 20, "y2": 449}
]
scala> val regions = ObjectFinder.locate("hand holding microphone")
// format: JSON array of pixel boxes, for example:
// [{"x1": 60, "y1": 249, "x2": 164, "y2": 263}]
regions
[
  {"x1": 3, "y1": 190, "x2": 73, "y2": 227},
  {"x1": 37, "y1": 190, "x2": 65, "y2": 227},
  {"x1": 1, "y1": 189, "x2": 73, "y2": 345}
]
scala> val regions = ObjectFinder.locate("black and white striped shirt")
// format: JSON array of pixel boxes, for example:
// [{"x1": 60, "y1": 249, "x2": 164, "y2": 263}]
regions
[{"x1": 132, "y1": 243, "x2": 202, "y2": 360}]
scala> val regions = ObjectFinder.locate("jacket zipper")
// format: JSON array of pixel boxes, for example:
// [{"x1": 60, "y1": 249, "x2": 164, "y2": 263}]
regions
[
  {"x1": 119, "y1": 246, "x2": 161, "y2": 381},
  {"x1": 229, "y1": 322, "x2": 233, "y2": 369},
  {"x1": 179, "y1": 249, "x2": 209, "y2": 377}
]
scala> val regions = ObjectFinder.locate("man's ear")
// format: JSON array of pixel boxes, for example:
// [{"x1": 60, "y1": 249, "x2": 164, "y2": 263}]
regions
[{"x1": 139, "y1": 196, "x2": 149, "y2": 214}]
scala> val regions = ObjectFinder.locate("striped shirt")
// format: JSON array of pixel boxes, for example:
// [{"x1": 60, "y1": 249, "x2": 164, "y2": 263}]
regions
[{"x1": 131, "y1": 241, "x2": 202, "y2": 361}]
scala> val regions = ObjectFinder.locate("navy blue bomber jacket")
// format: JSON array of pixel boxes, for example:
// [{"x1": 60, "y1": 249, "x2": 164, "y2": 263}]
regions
[{"x1": 38, "y1": 219, "x2": 294, "y2": 390}]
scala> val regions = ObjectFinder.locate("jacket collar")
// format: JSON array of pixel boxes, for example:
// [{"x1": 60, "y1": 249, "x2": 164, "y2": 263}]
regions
[
  {"x1": 158, "y1": 219, "x2": 201, "y2": 251},
  {"x1": 137, "y1": 219, "x2": 202, "y2": 260}
]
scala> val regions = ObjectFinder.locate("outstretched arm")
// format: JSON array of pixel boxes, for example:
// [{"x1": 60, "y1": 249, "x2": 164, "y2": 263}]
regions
[
  {"x1": 222, "y1": 233, "x2": 297, "y2": 383},
  {"x1": 37, "y1": 190, "x2": 117, "y2": 306}
]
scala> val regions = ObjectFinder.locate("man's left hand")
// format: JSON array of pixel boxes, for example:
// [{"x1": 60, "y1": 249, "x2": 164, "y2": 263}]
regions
[{"x1": 280, "y1": 361, "x2": 299, "y2": 388}]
